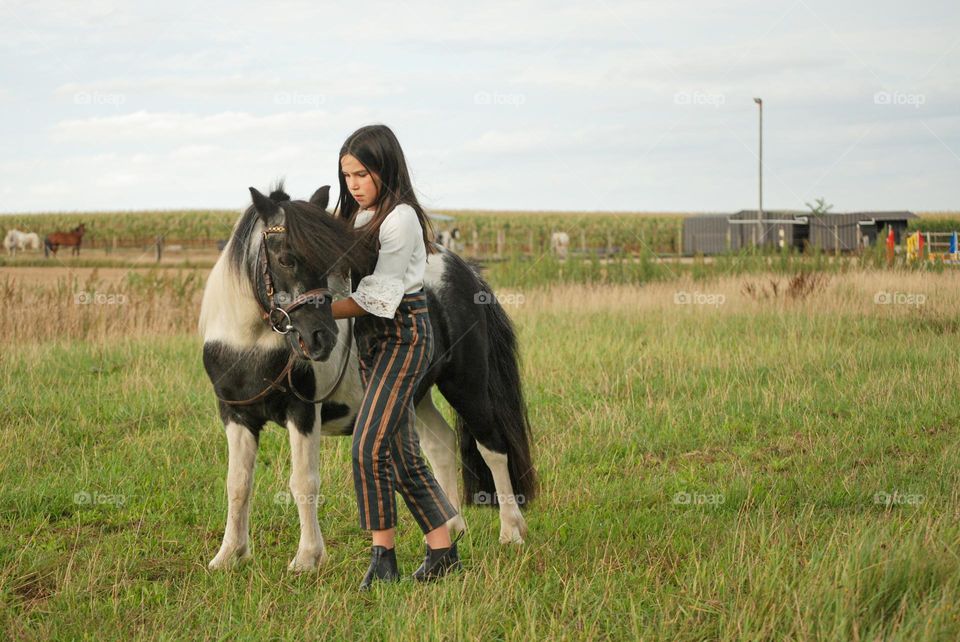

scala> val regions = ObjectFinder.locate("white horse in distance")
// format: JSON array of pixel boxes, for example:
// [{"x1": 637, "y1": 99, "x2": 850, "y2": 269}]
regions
[
  {"x1": 550, "y1": 231, "x2": 570, "y2": 260},
  {"x1": 4, "y1": 230, "x2": 41, "y2": 256}
]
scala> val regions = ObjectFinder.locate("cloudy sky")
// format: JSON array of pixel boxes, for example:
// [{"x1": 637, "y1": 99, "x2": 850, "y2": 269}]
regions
[{"x1": 1, "y1": 0, "x2": 957, "y2": 214}]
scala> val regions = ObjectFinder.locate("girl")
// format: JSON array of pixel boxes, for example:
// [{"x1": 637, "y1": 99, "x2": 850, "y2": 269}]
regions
[{"x1": 330, "y1": 124, "x2": 462, "y2": 591}]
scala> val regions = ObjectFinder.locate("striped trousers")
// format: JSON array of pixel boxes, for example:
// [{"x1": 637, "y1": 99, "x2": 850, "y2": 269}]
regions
[{"x1": 351, "y1": 290, "x2": 458, "y2": 533}]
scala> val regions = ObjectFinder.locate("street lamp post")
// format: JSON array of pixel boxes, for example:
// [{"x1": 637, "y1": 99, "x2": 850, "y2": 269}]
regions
[{"x1": 753, "y1": 97, "x2": 763, "y2": 249}]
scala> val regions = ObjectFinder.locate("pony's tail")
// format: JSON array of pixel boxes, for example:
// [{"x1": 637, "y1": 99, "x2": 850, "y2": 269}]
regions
[{"x1": 459, "y1": 289, "x2": 537, "y2": 508}]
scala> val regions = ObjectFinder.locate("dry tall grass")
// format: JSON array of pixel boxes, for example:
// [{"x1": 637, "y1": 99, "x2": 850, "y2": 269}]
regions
[
  {"x1": 2, "y1": 267, "x2": 958, "y2": 343},
  {"x1": 508, "y1": 270, "x2": 960, "y2": 319},
  {"x1": 0, "y1": 269, "x2": 204, "y2": 343}
]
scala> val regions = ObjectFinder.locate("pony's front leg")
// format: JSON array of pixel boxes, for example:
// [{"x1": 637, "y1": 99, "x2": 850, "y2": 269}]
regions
[
  {"x1": 286, "y1": 420, "x2": 327, "y2": 572},
  {"x1": 209, "y1": 421, "x2": 258, "y2": 569}
]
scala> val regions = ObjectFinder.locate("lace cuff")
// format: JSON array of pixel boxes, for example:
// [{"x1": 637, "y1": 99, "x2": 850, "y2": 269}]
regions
[{"x1": 351, "y1": 274, "x2": 405, "y2": 318}]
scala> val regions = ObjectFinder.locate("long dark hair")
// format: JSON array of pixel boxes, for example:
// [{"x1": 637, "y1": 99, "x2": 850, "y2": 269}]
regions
[{"x1": 336, "y1": 124, "x2": 436, "y2": 254}]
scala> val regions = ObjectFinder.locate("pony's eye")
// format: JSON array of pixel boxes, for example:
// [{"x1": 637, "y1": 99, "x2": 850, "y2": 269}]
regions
[{"x1": 278, "y1": 254, "x2": 296, "y2": 268}]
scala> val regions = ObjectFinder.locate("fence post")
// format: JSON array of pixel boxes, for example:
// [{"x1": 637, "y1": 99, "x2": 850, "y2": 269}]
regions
[
  {"x1": 580, "y1": 229, "x2": 586, "y2": 256},
  {"x1": 155, "y1": 235, "x2": 163, "y2": 263},
  {"x1": 496, "y1": 227, "x2": 505, "y2": 258},
  {"x1": 472, "y1": 229, "x2": 479, "y2": 256},
  {"x1": 528, "y1": 229, "x2": 534, "y2": 256}
]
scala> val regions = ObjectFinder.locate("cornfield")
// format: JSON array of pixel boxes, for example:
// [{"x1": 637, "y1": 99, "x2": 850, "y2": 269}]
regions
[{"x1": 1, "y1": 209, "x2": 957, "y2": 254}]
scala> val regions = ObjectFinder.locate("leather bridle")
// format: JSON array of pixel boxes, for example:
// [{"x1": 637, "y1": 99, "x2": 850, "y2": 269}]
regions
[{"x1": 216, "y1": 223, "x2": 353, "y2": 406}]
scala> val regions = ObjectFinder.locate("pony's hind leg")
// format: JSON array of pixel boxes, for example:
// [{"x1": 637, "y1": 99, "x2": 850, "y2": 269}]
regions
[
  {"x1": 209, "y1": 421, "x2": 258, "y2": 569},
  {"x1": 414, "y1": 393, "x2": 467, "y2": 537},
  {"x1": 476, "y1": 442, "x2": 529, "y2": 545},
  {"x1": 285, "y1": 420, "x2": 327, "y2": 572},
  {"x1": 439, "y1": 382, "x2": 529, "y2": 545}
]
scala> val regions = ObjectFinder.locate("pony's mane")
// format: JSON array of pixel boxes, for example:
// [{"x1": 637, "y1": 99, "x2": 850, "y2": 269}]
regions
[
  {"x1": 226, "y1": 204, "x2": 262, "y2": 277},
  {"x1": 284, "y1": 200, "x2": 374, "y2": 275}
]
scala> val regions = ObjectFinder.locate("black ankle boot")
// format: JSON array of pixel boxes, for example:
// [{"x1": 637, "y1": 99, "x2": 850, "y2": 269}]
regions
[
  {"x1": 412, "y1": 532, "x2": 464, "y2": 582},
  {"x1": 359, "y1": 545, "x2": 399, "y2": 591}
]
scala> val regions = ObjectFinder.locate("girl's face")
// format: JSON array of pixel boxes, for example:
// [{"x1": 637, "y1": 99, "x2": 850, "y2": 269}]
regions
[{"x1": 340, "y1": 154, "x2": 379, "y2": 210}]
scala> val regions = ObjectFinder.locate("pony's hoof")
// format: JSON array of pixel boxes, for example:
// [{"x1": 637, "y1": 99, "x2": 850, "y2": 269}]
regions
[
  {"x1": 288, "y1": 548, "x2": 328, "y2": 572},
  {"x1": 208, "y1": 544, "x2": 252, "y2": 569},
  {"x1": 447, "y1": 514, "x2": 467, "y2": 537},
  {"x1": 499, "y1": 509, "x2": 527, "y2": 545},
  {"x1": 499, "y1": 528, "x2": 526, "y2": 545}
]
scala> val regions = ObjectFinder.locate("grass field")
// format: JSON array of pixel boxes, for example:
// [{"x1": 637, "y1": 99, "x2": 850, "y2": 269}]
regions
[{"x1": 2, "y1": 261, "x2": 960, "y2": 639}]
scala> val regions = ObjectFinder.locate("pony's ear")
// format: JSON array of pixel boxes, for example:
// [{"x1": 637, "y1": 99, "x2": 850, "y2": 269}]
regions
[
  {"x1": 309, "y1": 186, "x2": 331, "y2": 210},
  {"x1": 249, "y1": 187, "x2": 279, "y2": 219}
]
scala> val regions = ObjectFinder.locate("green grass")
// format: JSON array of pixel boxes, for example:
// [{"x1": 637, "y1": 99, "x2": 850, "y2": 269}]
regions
[
  {"x1": 483, "y1": 244, "x2": 949, "y2": 289},
  {"x1": 2, "y1": 279, "x2": 960, "y2": 639}
]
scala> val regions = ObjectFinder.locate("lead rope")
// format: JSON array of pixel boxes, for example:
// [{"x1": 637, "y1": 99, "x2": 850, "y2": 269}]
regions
[
  {"x1": 215, "y1": 353, "x2": 296, "y2": 406},
  {"x1": 285, "y1": 317, "x2": 354, "y2": 404},
  {"x1": 216, "y1": 320, "x2": 353, "y2": 407}
]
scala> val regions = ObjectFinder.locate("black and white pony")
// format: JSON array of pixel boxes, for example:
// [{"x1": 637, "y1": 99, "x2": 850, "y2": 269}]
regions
[{"x1": 199, "y1": 185, "x2": 536, "y2": 571}]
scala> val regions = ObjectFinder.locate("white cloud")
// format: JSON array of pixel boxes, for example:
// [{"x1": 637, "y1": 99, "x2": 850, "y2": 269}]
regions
[
  {"x1": 1, "y1": 0, "x2": 958, "y2": 212},
  {"x1": 50, "y1": 110, "x2": 345, "y2": 143},
  {"x1": 53, "y1": 72, "x2": 403, "y2": 102},
  {"x1": 463, "y1": 124, "x2": 631, "y2": 155}
]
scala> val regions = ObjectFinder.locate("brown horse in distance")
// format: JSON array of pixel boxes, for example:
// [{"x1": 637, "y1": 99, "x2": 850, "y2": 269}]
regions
[{"x1": 44, "y1": 224, "x2": 86, "y2": 257}]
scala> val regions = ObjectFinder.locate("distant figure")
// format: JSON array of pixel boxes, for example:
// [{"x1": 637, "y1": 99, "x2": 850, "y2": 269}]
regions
[
  {"x1": 437, "y1": 227, "x2": 461, "y2": 252},
  {"x1": 550, "y1": 231, "x2": 570, "y2": 260},
  {"x1": 4, "y1": 230, "x2": 41, "y2": 256},
  {"x1": 44, "y1": 223, "x2": 86, "y2": 258}
]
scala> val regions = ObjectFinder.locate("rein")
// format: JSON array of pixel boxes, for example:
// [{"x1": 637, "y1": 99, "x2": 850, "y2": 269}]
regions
[{"x1": 216, "y1": 224, "x2": 353, "y2": 407}]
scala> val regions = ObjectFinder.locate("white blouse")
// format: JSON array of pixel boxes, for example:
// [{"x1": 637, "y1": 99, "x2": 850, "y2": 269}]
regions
[{"x1": 349, "y1": 204, "x2": 427, "y2": 318}]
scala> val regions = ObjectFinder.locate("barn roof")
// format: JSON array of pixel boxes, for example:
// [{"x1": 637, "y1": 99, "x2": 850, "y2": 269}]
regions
[
  {"x1": 732, "y1": 209, "x2": 807, "y2": 219},
  {"x1": 840, "y1": 211, "x2": 917, "y2": 221}
]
